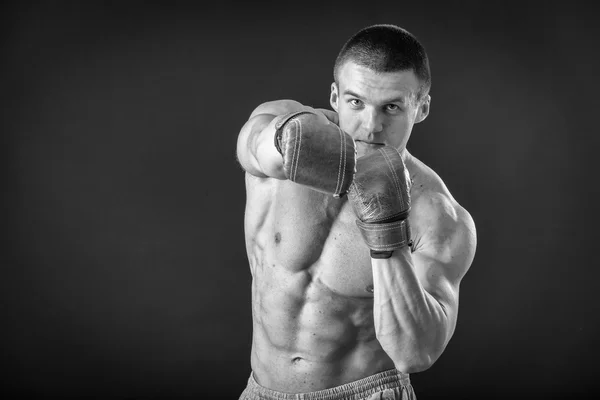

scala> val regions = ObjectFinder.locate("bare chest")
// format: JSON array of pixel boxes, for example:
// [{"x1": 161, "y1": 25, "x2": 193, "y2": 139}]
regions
[{"x1": 246, "y1": 179, "x2": 374, "y2": 298}]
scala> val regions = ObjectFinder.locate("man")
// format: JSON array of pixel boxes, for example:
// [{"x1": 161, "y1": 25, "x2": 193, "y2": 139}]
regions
[{"x1": 236, "y1": 24, "x2": 477, "y2": 400}]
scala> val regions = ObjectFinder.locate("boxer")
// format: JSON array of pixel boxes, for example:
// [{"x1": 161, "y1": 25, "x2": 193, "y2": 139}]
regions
[{"x1": 236, "y1": 24, "x2": 477, "y2": 400}]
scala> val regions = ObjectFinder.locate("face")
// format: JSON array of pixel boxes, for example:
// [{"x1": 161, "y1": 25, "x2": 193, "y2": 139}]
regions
[{"x1": 330, "y1": 61, "x2": 430, "y2": 158}]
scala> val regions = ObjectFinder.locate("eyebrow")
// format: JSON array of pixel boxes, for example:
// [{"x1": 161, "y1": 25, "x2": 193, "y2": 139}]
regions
[
  {"x1": 342, "y1": 90, "x2": 364, "y2": 99},
  {"x1": 342, "y1": 89, "x2": 408, "y2": 104}
]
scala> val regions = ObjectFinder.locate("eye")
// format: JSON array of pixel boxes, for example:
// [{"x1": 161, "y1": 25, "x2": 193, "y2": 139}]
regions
[
  {"x1": 385, "y1": 104, "x2": 401, "y2": 113},
  {"x1": 348, "y1": 99, "x2": 363, "y2": 108}
]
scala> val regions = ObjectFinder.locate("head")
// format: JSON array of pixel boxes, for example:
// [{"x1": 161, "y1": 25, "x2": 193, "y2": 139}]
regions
[{"x1": 330, "y1": 24, "x2": 431, "y2": 157}]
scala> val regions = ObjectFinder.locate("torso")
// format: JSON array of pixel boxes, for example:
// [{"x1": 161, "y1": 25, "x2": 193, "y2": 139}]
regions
[{"x1": 243, "y1": 152, "x2": 441, "y2": 392}]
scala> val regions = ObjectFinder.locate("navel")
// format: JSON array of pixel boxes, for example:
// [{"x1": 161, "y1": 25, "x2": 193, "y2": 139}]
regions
[{"x1": 274, "y1": 232, "x2": 281, "y2": 244}]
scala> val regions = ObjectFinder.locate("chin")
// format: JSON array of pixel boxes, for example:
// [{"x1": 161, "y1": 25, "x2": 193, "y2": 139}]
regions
[
  {"x1": 355, "y1": 142, "x2": 383, "y2": 158},
  {"x1": 357, "y1": 148, "x2": 375, "y2": 158}
]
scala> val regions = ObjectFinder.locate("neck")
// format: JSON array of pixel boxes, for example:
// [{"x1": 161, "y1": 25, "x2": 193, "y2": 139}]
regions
[{"x1": 399, "y1": 148, "x2": 410, "y2": 162}]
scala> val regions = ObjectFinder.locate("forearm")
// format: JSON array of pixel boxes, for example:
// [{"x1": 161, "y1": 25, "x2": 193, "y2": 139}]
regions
[
  {"x1": 238, "y1": 102, "x2": 331, "y2": 179},
  {"x1": 237, "y1": 111, "x2": 286, "y2": 179},
  {"x1": 250, "y1": 116, "x2": 286, "y2": 179},
  {"x1": 372, "y1": 246, "x2": 450, "y2": 371}
]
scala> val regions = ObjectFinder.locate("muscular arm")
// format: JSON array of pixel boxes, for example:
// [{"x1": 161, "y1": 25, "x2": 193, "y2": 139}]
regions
[
  {"x1": 236, "y1": 100, "x2": 299, "y2": 178},
  {"x1": 371, "y1": 193, "x2": 477, "y2": 372},
  {"x1": 236, "y1": 99, "x2": 339, "y2": 178}
]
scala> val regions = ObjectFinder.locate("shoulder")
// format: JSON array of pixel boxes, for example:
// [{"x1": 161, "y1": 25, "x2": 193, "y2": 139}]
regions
[
  {"x1": 237, "y1": 99, "x2": 305, "y2": 175},
  {"x1": 248, "y1": 100, "x2": 337, "y2": 123},
  {"x1": 249, "y1": 99, "x2": 305, "y2": 119},
  {"x1": 240, "y1": 99, "x2": 306, "y2": 140},
  {"x1": 407, "y1": 153, "x2": 477, "y2": 280}
]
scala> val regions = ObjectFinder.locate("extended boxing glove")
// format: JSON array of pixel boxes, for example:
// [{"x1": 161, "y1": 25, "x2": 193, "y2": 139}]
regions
[
  {"x1": 348, "y1": 146, "x2": 412, "y2": 258},
  {"x1": 273, "y1": 111, "x2": 356, "y2": 198}
]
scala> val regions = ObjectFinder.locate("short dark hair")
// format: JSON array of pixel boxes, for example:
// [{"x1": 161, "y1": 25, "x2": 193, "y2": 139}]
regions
[{"x1": 333, "y1": 24, "x2": 431, "y2": 100}]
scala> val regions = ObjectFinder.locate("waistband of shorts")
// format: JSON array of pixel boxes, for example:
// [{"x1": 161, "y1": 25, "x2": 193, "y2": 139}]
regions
[{"x1": 246, "y1": 368, "x2": 411, "y2": 400}]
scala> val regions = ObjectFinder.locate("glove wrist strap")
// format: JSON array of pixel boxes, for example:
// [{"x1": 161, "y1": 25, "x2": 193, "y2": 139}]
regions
[
  {"x1": 355, "y1": 218, "x2": 412, "y2": 258},
  {"x1": 273, "y1": 111, "x2": 316, "y2": 154}
]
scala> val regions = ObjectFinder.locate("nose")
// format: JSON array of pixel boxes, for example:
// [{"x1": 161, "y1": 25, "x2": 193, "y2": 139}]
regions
[{"x1": 362, "y1": 108, "x2": 383, "y2": 138}]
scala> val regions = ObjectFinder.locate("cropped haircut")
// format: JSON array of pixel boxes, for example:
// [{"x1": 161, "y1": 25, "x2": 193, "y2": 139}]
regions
[{"x1": 334, "y1": 24, "x2": 431, "y2": 100}]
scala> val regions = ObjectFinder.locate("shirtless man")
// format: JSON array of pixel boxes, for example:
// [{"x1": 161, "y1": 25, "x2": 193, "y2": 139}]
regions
[{"x1": 236, "y1": 24, "x2": 477, "y2": 400}]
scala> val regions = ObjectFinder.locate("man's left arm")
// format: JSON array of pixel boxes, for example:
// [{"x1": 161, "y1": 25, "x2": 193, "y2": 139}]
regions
[{"x1": 371, "y1": 197, "x2": 477, "y2": 372}]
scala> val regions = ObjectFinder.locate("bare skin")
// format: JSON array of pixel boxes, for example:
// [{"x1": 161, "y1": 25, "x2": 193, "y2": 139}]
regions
[{"x1": 237, "y1": 62, "x2": 477, "y2": 393}]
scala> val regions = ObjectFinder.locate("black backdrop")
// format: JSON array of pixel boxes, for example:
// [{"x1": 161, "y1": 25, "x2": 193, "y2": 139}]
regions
[{"x1": 2, "y1": 1, "x2": 598, "y2": 399}]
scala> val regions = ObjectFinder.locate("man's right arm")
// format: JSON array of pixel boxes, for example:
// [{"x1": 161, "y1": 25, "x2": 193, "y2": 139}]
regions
[
  {"x1": 237, "y1": 99, "x2": 356, "y2": 197},
  {"x1": 236, "y1": 99, "x2": 305, "y2": 179}
]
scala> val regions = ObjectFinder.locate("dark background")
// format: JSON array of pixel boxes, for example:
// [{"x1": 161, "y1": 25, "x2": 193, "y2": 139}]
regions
[{"x1": 2, "y1": 1, "x2": 598, "y2": 399}]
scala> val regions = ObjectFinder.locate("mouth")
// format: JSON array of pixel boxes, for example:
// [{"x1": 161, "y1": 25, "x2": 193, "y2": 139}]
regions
[{"x1": 356, "y1": 140, "x2": 384, "y2": 145}]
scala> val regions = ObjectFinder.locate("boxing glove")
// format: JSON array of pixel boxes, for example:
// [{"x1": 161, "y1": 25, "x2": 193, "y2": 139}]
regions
[
  {"x1": 348, "y1": 146, "x2": 412, "y2": 258},
  {"x1": 274, "y1": 110, "x2": 356, "y2": 197}
]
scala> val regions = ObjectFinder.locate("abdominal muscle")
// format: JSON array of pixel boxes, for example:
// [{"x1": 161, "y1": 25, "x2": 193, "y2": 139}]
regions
[{"x1": 244, "y1": 176, "x2": 395, "y2": 393}]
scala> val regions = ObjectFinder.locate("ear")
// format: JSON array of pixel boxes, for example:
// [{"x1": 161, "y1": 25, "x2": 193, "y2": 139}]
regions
[
  {"x1": 415, "y1": 94, "x2": 431, "y2": 124},
  {"x1": 330, "y1": 82, "x2": 339, "y2": 112}
]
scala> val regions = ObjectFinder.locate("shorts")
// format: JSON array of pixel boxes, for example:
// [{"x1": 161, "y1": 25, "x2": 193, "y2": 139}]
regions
[{"x1": 238, "y1": 368, "x2": 416, "y2": 400}]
